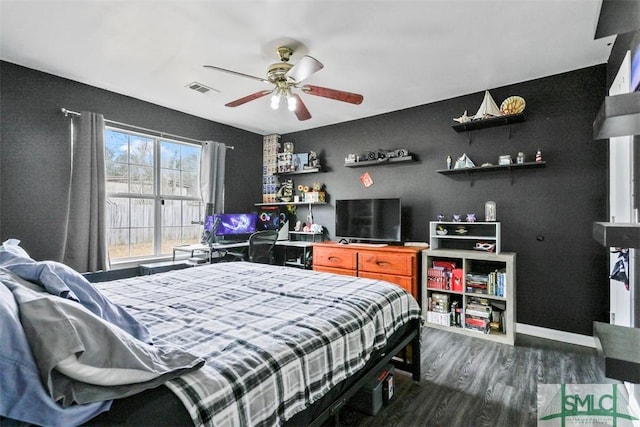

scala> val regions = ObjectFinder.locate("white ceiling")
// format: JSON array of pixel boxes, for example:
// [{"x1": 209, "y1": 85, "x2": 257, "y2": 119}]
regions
[{"x1": 0, "y1": 0, "x2": 614, "y2": 135}]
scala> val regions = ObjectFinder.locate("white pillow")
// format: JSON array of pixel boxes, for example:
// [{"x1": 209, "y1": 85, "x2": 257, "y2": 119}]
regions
[
  {"x1": 0, "y1": 239, "x2": 31, "y2": 260},
  {"x1": 56, "y1": 355, "x2": 159, "y2": 386}
]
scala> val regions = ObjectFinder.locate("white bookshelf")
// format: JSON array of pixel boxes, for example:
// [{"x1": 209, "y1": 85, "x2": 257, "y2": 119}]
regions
[
  {"x1": 422, "y1": 248, "x2": 516, "y2": 345},
  {"x1": 429, "y1": 221, "x2": 501, "y2": 253}
]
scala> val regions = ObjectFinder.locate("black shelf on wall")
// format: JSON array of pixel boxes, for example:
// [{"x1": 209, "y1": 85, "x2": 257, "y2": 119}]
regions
[
  {"x1": 438, "y1": 161, "x2": 546, "y2": 186},
  {"x1": 274, "y1": 167, "x2": 321, "y2": 176},
  {"x1": 344, "y1": 155, "x2": 415, "y2": 168},
  {"x1": 451, "y1": 113, "x2": 525, "y2": 132},
  {"x1": 437, "y1": 161, "x2": 546, "y2": 175}
]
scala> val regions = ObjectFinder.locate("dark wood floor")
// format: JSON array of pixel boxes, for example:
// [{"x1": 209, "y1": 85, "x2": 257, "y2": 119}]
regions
[{"x1": 339, "y1": 327, "x2": 616, "y2": 427}]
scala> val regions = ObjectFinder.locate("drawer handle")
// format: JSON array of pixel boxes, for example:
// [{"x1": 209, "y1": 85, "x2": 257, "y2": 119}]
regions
[
  {"x1": 328, "y1": 256, "x2": 341, "y2": 262},
  {"x1": 376, "y1": 260, "x2": 390, "y2": 266}
]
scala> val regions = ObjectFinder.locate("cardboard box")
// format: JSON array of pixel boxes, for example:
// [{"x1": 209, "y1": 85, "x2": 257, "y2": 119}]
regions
[{"x1": 427, "y1": 311, "x2": 451, "y2": 326}]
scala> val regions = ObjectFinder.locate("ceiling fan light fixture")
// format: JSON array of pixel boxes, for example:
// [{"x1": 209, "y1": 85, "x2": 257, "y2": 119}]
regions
[
  {"x1": 270, "y1": 92, "x2": 280, "y2": 110},
  {"x1": 204, "y1": 45, "x2": 363, "y2": 121},
  {"x1": 287, "y1": 91, "x2": 297, "y2": 111}
]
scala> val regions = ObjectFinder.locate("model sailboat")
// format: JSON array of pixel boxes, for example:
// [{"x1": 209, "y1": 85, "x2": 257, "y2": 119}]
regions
[{"x1": 473, "y1": 90, "x2": 503, "y2": 120}]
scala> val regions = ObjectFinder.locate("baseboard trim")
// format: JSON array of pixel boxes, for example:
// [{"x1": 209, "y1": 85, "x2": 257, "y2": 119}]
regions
[{"x1": 516, "y1": 323, "x2": 596, "y2": 348}]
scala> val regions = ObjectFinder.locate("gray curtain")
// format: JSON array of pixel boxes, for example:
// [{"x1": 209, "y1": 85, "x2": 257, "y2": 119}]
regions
[
  {"x1": 200, "y1": 141, "x2": 226, "y2": 216},
  {"x1": 62, "y1": 112, "x2": 109, "y2": 272}
]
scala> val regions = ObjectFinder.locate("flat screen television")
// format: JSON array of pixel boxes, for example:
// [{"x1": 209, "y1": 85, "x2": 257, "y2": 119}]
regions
[{"x1": 335, "y1": 198, "x2": 402, "y2": 242}]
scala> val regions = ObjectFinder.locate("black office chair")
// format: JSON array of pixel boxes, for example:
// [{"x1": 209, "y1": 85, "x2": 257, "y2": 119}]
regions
[{"x1": 226, "y1": 230, "x2": 278, "y2": 264}]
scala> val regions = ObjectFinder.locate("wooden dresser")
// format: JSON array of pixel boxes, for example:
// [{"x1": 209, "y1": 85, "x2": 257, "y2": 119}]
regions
[{"x1": 312, "y1": 242, "x2": 422, "y2": 301}]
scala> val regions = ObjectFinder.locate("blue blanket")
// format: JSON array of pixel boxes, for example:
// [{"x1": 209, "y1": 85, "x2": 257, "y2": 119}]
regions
[{"x1": 0, "y1": 242, "x2": 204, "y2": 427}]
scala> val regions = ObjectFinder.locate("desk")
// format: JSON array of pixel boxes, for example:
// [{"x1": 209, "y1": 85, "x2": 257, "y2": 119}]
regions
[
  {"x1": 173, "y1": 240, "x2": 313, "y2": 267},
  {"x1": 210, "y1": 241, "x2": 250, "y2": 261},
  {"x1": 172, "y1": 244, "x2": 212, "y2": 262},
  {"x1": 173, "y1": 242, "x2": 252, "y2": 262},
  {"x1": 276, "y1": 240, "x2": 315, "y2": 268}
]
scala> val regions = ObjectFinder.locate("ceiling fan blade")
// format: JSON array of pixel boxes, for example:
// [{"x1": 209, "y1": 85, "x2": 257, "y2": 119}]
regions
[
  {"x1": 286, "y1": 55, "x2": 324, "y2": 83},
  {"x1": 225, "y1": 90, "x2": 272, "y2": 107},
  {"x1": 301, "y1": 85, "x2": 363, "y2": 105},
  {"x1": 292, "y1": 94, "x2": 311, "y2": 121},
  {"x1": 203, "y1": 65, "x2": 270, "y2": 84}
]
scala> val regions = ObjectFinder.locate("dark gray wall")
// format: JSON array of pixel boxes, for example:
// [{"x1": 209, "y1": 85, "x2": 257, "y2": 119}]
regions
[
  {"x1": 283, "y1": 65, "x2": 609, "y2": 336},
  {"x1": 0, "y1": 61, "x2": 263, "y2": 262},
  {"x1": 0, "y1": 60, "x2": 610, "y2": 336}
]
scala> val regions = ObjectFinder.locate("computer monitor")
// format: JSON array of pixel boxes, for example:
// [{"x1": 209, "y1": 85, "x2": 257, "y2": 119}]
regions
[
  {"x1": 204, "y1": 215, "x2": 216, "y2": 232},
  {"x1": 214, "y1": 213, "x2": 258, "y2": 237},
  {"x1": 257, "y1": 206, "x2": 280, "y2": 231}
]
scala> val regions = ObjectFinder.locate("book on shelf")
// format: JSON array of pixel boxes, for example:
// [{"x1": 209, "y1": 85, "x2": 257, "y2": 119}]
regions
[
  {"x1": 464, "y1": 316, "x2": 490, "y2": 334},
  {"x1": 427, "y1": 267, "x2": 448, "y2": 290},
  {"x1": 451, "y1": 268, "x2": 464, "y2": 292},
  {"x1": 465, "y1": 269, "x2": 507, "y2": 297}
]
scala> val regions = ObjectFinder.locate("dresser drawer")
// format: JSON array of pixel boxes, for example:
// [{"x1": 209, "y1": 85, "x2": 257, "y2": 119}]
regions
[
  {"x1": 313, "y1": 246, "x2": 358, "y2": 270},
  {"x1": 358, "y1": 251, "x2": 415, "y2": 276},
  {"x1": 313, "y1": 265, "x2": 358, "y2": 277},
  {"x1": 358, "y1": 271, "x2": 415, "y2": 296}
]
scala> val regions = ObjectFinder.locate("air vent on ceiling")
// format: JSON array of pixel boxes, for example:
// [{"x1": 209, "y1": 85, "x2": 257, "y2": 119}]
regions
[{"x1": 185, "y1": 81, "x2": 219, "y2": 95}]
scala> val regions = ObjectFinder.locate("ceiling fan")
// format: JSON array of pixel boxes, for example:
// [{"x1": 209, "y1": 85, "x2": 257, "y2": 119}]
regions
[{"x1": 204, "y1": 46, "x2": 363, "y2": 121}]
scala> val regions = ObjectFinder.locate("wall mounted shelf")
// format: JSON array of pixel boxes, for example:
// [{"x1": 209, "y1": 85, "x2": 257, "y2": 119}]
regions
[
  {"x1": 437, "y1": 161, "x2": 545, "y2": 175},
  {"x1": 452, "y1": 113, "x2": 525, "y2": 133},
  {"x1": 344, "y1": 155, "x2": 415, "y2": 168},
  {"x1": 438, "y1": 161, "x2": 546, "y2": 186},
  {"x1": 255, "y1": 201, "x2": 327, "y2": 207},
  {"x1": 274, "y1": 167, "x2": 321, "y2": 176},
  {"x1": 453, "y1": 113, "x2": 525, "y2": 142}
]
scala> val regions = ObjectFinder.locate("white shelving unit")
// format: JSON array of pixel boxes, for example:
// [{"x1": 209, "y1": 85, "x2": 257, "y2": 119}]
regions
[
  {"x1": 422, "y1": 248, "x2": 516, "y2": 345},
  {"x1": 429, "y1": 221, "x2": 501, "y2": 253}
]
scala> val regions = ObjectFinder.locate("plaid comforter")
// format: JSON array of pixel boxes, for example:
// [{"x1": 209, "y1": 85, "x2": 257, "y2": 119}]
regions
[{"x1": 97, "y1": 262, "x2": 421, "y2": 427}]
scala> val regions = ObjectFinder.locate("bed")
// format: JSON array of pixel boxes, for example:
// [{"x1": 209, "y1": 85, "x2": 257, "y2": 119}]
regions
[{"x1": 0, "y1": 246, "x2": 422, "y2": 427}]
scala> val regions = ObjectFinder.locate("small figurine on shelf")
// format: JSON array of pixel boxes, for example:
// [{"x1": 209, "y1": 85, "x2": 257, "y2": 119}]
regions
[
  {"x1": 283, "y1": 142, "x2": 294, "y2": 153},
  {"x1": 453, "y1": 214, "x2": 461, "y2": 222},
  {"x1": 310, "y1": 223, "x2": 323, "y2": 234},
  {"x1": 437, "y1": 214, "x2": 445, "y2": 221},
  {"x1": 466, "y1": 213, "x2": 476, "y2": 222},
  {"x1": 535, "y1": 149, "x2": 542, "y2": 163},
  {"x1": 276, "y1": 179, "x2": 294, "y2": 202},
  {"x1": 308, "y1": 151, "x2": 319, "y2": 168},
  {"x1": 455, "y1": 153, "x2": 475, "y2": 169},
  {"x1": 446, "y1": 155, "x2": 452, "y2": 170},
  {"x1": 485, "y1": 201, "x2": 497, "y2": 221}
]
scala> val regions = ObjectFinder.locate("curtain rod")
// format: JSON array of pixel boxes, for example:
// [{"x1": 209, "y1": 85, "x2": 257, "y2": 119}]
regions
[{"x1": 61, "y1": 108, "x2": 234, "y2": 149}]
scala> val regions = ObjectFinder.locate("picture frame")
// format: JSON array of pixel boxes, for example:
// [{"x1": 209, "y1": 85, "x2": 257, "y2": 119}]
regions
[{"x1": 292, "y1": 153, "x2": 308, "y2": 172}]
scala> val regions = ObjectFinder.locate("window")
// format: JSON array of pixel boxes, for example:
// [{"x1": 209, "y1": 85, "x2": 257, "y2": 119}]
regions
[{"x1": 105, "y1": 127, "x2": 203, "y2": 260}]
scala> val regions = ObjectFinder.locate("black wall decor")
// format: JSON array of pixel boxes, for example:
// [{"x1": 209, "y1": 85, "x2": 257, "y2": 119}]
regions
[
  {"x1": 282, "y1": 65, "x2": 609, "y2": 336},
  {"x1": 0, "y1": 60, "x2": 609, "y2": 336}
]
